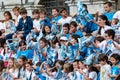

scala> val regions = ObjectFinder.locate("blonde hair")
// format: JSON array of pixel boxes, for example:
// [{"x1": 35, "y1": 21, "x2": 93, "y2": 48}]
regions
[{"x1": 63, "y1": 63, "x2": 73, "y2": 73}]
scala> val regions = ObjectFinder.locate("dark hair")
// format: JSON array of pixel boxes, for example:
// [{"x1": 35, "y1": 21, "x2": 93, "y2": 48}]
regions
[
  {"x1": 63, "y1": 23, "x2": 69, "y2": 29},
  {"x1": 98, "y1": 54, "x2": 108, "y2": 62},
  {"x1": 99, "y1": 15, "x2": 110, "y2": 26},
  {"x1": 105, "y1": 29, "x2": 115, "y2": 39},
  {"x1": 113, "y1": 18, "x2": 119, "y2": 24},
  {"x1": 111, "y1": 54, "x2": 120, "y2": 61},
  {"x1": 88, "y1": 65, "x2": 99, "y2": 73},
  {"x1": 95, "y1": 36, "x2": 105, "y2": 42},
  {"x1": 0, "y1": 38, "x2": 5, "y2": 47},
  {"x1": 26, "y1": 60, "x2": 33, "y2": 66},
  {"x1": 19, "y1": 7, "x2": 27, "y2": 14},
  {"x1": 39, "y1": 37, "x2": 48, "y2": 46},
  {"x1": 70, "y1": 21, "x2": 78, "y2": 28},
  {"x1": 19, "y1": 40, "x2": 26, "y2": 46},
  {"x1": 19, "y1": 55, "x2": 27, "y2": 62},
  {"x1": 72, "y1": 34, "x2": 80, "y2": 43},
  {"x1": 104, "y1": 2, "x2": 112, "y2": 7},
  {"x1": 32, "y1": 9, "x2": 39, "y2": 14},
  {"x1": 4, "y1": 11, "x2": 12, "y2": 19},
  {"x1": 60, "y1": 7, "x2": 67, "y2": 13},
  {"x1": 12, "y1": 6, "x2": 20, "y2": 12},
  {"x1": 0, "y1": 60, "x2": 4, "y2": 72},
  {"x1": 42, "y1": 25, "x2": 51, "y2": 35},
  {"x1": 52, "y1": 8, "x2": 59, "y2": 12}
]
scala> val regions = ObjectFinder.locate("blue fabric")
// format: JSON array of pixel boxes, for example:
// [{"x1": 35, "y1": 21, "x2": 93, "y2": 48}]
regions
[
  {"x1": 16, "y1": 49, "x2": 33, "y2": 59},
  {"x1": 5, "y1": 33, "x2": 14, "y2": 40},
  {"x1": 72, "y1": 30, "x2": 83, "y2": 38},
  {"x1": 111, "y1": 66, "x2": 119, "y2": 80},
  {"x1": 16, "y1": 16, "x2": 33, "y2": 38},
  {"x1": 103, "y1": 11, "x2": 114, "y2": 21},
  {"x1": 43, "y1": 17, "x2": 51, "y2": 28},
  {"x1": 52, "y1": 15, "x2": 62, "y2": 22}
]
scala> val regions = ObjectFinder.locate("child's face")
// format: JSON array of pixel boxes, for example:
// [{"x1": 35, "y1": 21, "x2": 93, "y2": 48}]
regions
[
  {"x1": 13, "y1": 10, "x2": 19, "y2": 16},
  {"x1": 71, "y1": 37, "x2": 77, "y2": 44},
  {"x1": 99, "y1": 61, "x2": 106, "y2": 65},
  {"x1": 33, "y1": 13, "x2": 39, "y2": 19},
  {"x1": 70, "y1": 25, "x2": 76, "y2": 34},
  {"x1": 4, "y1": 13, "x2": 10, "y2": 20},
  {"x1": 110, "y1": 57, "x2": 118, "y2": 65},
  {"x1": 60, "y1": 40, "x2": 67, "y2": 45},
  {"x1": 52, "y1": 9, "x2": 58, "y2": 17},
  {"x1": 21, "y1": 13, "x2": 27, "y2": 19},
  {"x1": 61, "y1": 10, "x2": 67, "y2": 17},
  {"x1": 63, "y1": 27, "x2": 69, "y2": 34},
  {"x1": 104, "y1": 4, "x2": 111, "y2": 13},
  {"x1": 73, "y1": 62, "x2": 78, "y2": 70},
  {"x1": 40, "y1": 13, "x2": 45, "y2": 20},
  {"x1": 26, "y1": 64, "x2": 31, "y2": 71},
  {"x1": 20, "y1": 44, "x2": 26, "y2": 50},
  {"x1": 40, "y1": 40, "x2": 46, "y2": 48},
  {"x1": 45, "y1": 26, "x2": 50, "y2": 34},
  {"x1": 98, "y1": 17, "x2": 106, "y2": 27},
  {"x1": 18, "y1": 59, "x2": 24, "y2": 66},
  {"x1": 8, "y1": 59, "x2": 14, "y2": 68},
  {"x1": 79, "y1": 61, "x2": 84, "y2": 69},
  {"x1": 104, "y1": 33, "x2": 112, "y2": 40},
  {"x1": 111, "y1": 19, "x2": 116, "y2": 25}
]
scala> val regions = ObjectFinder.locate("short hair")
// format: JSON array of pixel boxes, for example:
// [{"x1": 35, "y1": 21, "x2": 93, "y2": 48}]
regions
[
  {"x1": 19, "y1": 7, "x2": 27, "y2": 14},
  {"x1": 104, "y1": 2, "x2": 112, "y2": 7},
  {"x1": 110, "y1": 54, "x2": 120, "y2": 61},
  {"x1": 12, "y1": 6, "x2": 20, "y2": 12},
  {"x1": 95, "y1": 36, "x2": 105, "y2": 42},
  {"x1": 19, "y1": 40, "x2": 26, "y2": 46},
  {"x1": 70, "y1": 21, "x2": 77, "y2": 28},
  {"x1": 52, "y1": 8, "x2": 59, "y2": 12},
  {"x1": 98, "y1": 54, "x2": 108, "y2": 62},
  {"x1": 63, "y1": 23, "x2": 69, "y2": 29},
  {"x1": 4, "y1": 11, "x2": 12, "y2": 19},
  {"x1": 32, "y1": 9, "x2": 39, "y2": 14},
  {"x1": 105, "y1": 29, "x2": 115, "y2": 39},
  {"x1": 60, "y1": 7, "x2": 67, "y2": 13},
  {"x1": 39, "y1": 8, "x2": 46, "y2": 15}
]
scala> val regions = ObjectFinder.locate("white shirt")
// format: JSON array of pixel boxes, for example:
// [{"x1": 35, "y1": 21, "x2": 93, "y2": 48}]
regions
[
  {"x1": 113, "y1": 11, "x2": 120, "y2": 20},
  {"x1": 24, "y1": 70, "x2": 36, "y2": 80},
  {"x1": 58, "y1": 16, "x2": 72, "y2": 25},
  {"x1": 100, "y1": 64, "x2": 111, "y2": 80},
  {"x1": 0, "y1": 22, "x2": 4, "y2": 30},
  {"x1": 33, "y1": 19, "x2": 41, "y2": 31},
  {"x1": 89, "y1": 71, "x2": 97, "y2": 80},
  {"x1": 98, "y1": 40, "x2": 120, "y2": 55},
  {"x1": 101, "y1": 25, "x2": 112, "y2": 36},
  {"x1": 15, "y1": 15, "x2": 21, "y2": 26},
  {"x1": 9, "y1": 68, "x2": 18, "y2": 78}
]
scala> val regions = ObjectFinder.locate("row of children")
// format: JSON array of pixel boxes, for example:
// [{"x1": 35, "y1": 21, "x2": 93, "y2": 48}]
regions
[{"x1": 0, "y1": 1, "x2": 119, "y2": 80}]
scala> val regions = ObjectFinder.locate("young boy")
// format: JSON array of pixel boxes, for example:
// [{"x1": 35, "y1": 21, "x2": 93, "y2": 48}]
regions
[
  {"x1": 58, "y1": 8, "x2": 72, "y2": 26},
  {"x1": 98, "y1": 29, "x2": 120, "y2": 56},
  {"x1": 12, "y1": 6, "x2": 21, "y2": 26},
  {"x1": 14, "y1": 7, "x2": 33, "y2": 40},
  {"x1": 98, "y1": 54, "x2": 111, "y2": 80},
  {"x1": 52, "y1": 8, "x2": 61, "y2": 23},
  {"x1": 32, "y1": 9, "x2": 40, "y2": 34},
  {"x1": 103, "y1": 2, "x2": 114, "y2": 21}
]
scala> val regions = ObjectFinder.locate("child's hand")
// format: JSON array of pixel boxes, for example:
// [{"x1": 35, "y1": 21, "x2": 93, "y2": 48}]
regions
[{"x1": 6, "y1": 69, "x2": 9, "y2": 74}]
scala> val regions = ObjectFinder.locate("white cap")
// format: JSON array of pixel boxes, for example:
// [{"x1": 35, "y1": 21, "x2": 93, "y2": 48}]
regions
[{"x1": 60, "y1": 36, "x2": 68, "y2": 41}]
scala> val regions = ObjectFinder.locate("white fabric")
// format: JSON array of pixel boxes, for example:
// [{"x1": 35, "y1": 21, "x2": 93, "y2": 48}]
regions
[
  {"x1": 98, "y1": 40, "x2": 120, "y2": 55},
  {"x1": 100, "y1": 64, "x2": 111, "y2": 80},
  {"x1": 100, "y1": 25, "x2": 112, "y2": 36},
  {"x1": 24, "y1": 70, "x2": 36, "y2": 80},
  {"x1": 58, "y1": 17, "x2": 72, "y2": 25},
  {"x1": 0, "y1": 22, "x2": 4, "y2": 30},
  {"x1": 113, "y1": 11, "x2": 120, "y2": 20},
  {"x1": 9, "y1": 68, "x2": 18, "y2": 78},
  {"x1": 33, "y1": 19, "x2": 41, "y2": 31},
  {"x1": 89, "y1": 71, "x2": 97, "y2": 80}
]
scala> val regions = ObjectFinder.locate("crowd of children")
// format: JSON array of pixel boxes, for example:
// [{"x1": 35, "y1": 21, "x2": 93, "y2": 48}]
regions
[{"x1": 0, "y1": 1, "x2": 119, "y2": 80}]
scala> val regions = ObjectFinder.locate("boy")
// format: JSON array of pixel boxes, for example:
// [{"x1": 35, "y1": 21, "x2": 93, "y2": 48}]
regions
[
  {"x1": 98, "y1": 29, "x2": 120, "y2": 56},
  {"x1": 12, "y1": 6, "x2": 21, "y2": 26},
  {"x1": 98, "y1": 54, "x2": 111, "y2": 80},
  {"x1": 103, "y1": 2, "x2": 114, "y2": 21},
  {"x1": 14, "y1": 7, "x2": 33, "y2": 40},
  {"x1": 32, "y1": 9, "x2": 40, "y2": 34},
  {"x1": 52, "y1": 8, "x2": 61, "y2": 23},
  {"x1": 58, "y1": 8, "x2": 72, "y2": 26}
]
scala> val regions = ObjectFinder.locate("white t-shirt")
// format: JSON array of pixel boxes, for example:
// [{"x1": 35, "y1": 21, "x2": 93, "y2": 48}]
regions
[
  {"x1": 100, "y1": 64, "x2": 111, "y2": 80},
  {"x1": 101, "y1": 25, "x2": 112, "y2": 36},
  {"x1": 15, "y1": 15, "x2": 21, "y2": 26},
  {"x1": 33, "y1": 19, "x2": 41, "y2": 31},
  {"x1": 113, "y1": 11, "x2": 120, "y2": 20},
  {"x1": 98, "y1": 40, "x2": 120, "y2": 55},
  {"x1": 89, "y1": 71, "x2": 97, "y2": 80},
  {"x1": 24, "y1": 70, "x2": 36, "y2": 80},
  {"x1": 58, "y1": 16, "x2": 72, "y2": 25},
  {"x1": 9, "y1": 68, "x2": 18, "y2": 78},
  {"x1": 0, "y1": 22, "x2": 4, "y2": 30}
]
